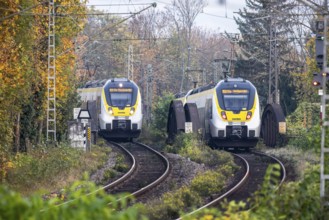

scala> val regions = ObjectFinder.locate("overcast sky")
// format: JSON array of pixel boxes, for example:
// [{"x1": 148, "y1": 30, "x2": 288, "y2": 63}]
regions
[{"x1": 87, "y1": 0, "x2": 246, "y2": 33}]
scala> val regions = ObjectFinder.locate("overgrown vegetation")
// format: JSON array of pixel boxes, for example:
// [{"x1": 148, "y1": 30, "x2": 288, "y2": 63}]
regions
[
  {"x1": 1, "y1": 0, "x2": 329, "y2": 218},
  {"x1": 3, "y1": 144, "x2": 111, "y2": 196},
  {"x1": 143, "y1": 133, "x2": 237, "y2": 219},
  {"x1": 187, "y1": 165, "x2": 329, "y2": 220},
  {"x1": 166, "y1": 133, "x2": 236, "y2": 168},
  {"x1": 286, "y1": 102, "x2": 321, "y2": 150},
  {"x1": 144, "y1": 163, "x2": 236, "y2": 220},
  {"x1": 140, "y1": 93, "x2": 175, "y2": 144},
  {"x1": 0, "y1": 179, "x2": 145, "y2": 220}
]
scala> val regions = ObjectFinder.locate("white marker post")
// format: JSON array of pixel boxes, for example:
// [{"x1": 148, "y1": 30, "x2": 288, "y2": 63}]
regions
[
  {"x1": 78, "y1": 109, "x2": 91, "y2": 151},
  {"x1": 185, "y1": 122, "x2": 193, "y2": 133},
  {"x1": 73, "y1": 108, "x2": 81, "y2": 120}
]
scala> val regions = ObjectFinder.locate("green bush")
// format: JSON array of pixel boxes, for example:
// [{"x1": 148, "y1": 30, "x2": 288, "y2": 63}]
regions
[
  {"x1": 5, "y1": 144, "x2": 110, "y2": 195},
  {"x1": 186, "y1": 165, "x2": 329, "y2": 220},
  {"x1": 251, "y1": 164, "x2": 327, "y2": 220},
  {"x1": 147, "y1": 186, "x2": 202, "y2": 220},
  {"x1": 113, "y1": 155, "x2": 129, "y2": 173},
  {"x1": 286, "y1": 102, "x2": 322, "y2": 150},
  {"x1": 216, "y1": 164, "x2": 236, "y2": 178},
  {"x1": 7, "y1": 146, "x2": 81, "y2": 190},
  {"x1": 0, "y1": 180, "x2": 145, "y2": 220},
  {"x1": 179, "y1": 143, "x2": 204, "y2": 162},
  {"x1": 158, "y1": 186, "x2": 202, "y2": 219},
  {"x1": 190, "y1": 170, "x2": 224, "y2": 197},
  {"x1": 139, "y1": 93, "x2": 175, "y2": 143},
  {"x1": 95, "y1": 138, "x2": 109, "y2": 148},
  {"x1": 150, "y1": 93, "x2": 175, "y2": 139},
  {"x1": 167, "y1": 133, "x2": 235, "y2": 168},
  {"x1": 114, "y1": 163, "x2": 129, "y2": 173},
  {"x1": 165, "y1": 133, "x2": 202, "y2": 156},
  {"x1": 102, "y1": 169, "x2": 117, "y2": 181}
]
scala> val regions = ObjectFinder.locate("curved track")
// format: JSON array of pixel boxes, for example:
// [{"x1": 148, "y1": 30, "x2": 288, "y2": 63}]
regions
[
  {"x1": 226, "y1": 151, "x2": 285, "y2": 205},
  {"x1": 106, "y1": 141, "x2": 170, "y2": 198},
  {"x1": 54, "y1": 140, "x2": 169, "y2": 208},
  {"x1": 177, "y1": 150, "x2": 286, "y2": 219}
]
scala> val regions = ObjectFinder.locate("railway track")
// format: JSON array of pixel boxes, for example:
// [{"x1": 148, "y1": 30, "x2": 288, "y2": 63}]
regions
[
  {"x1": 105, "y1": 141, "x2": 170, "y2": 198},
  {"x1": 54, "y1": 140, "x2": 170, "y2": 208},
  {"x1": 55, "y1": 140, "x2": 284, "y2": 219},
  {"x1": 225, "y1": 151, "x2": 285, "y2": 205},
  {"x1": 177, "y1": 149, "x2": 286, "y2": 219}
]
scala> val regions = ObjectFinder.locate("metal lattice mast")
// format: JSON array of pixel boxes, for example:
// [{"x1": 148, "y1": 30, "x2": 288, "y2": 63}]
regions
[
  {"x1": 47, "y1": 0, "x2": 56, "y2": 142},
  {"x1": 268, "y1": 11, "x2": 279, "y2": 104},
  {"x1": 127, "y1": 45, "x2": 133, "y2": 80}
]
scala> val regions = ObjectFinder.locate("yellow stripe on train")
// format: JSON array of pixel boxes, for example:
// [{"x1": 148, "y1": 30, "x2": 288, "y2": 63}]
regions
[
  {"x1": 101, "y1": 88, "x2": 140, "y2": 117},
  {"x1": 214, "y1": 90, "x2": 258, "y2": 122}
]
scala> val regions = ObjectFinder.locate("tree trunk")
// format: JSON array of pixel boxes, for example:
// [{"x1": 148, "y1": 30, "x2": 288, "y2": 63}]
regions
[
  {"x1": 15, "y1": 113, "x2": 20, "y2": 152},
  {"x1": 37, "y1": 119, "x2": 43, "y2": 145},
  {"x1": 25, "y1": 137, "x2": 30, "y2": 153}
]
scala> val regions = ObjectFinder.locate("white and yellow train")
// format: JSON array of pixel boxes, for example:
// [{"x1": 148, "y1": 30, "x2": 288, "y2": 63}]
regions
[
  {"x1": 172, "y1": 78, "x2": 261, "y2": 148},
  {"x1": 77, "y1": 78, "x2": 143, "y2": 140}
]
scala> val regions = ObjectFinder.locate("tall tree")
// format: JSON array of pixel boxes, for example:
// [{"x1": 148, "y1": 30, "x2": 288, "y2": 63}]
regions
[
  {"x1": 0, "y1": 0, "x2": 87, "y2": 153},
  {"x1": 166, "y1": 0, "x2": 208, "y2": 91},
  {"x1": 234, "y1": 0, "x2": 299, "y2": 114}
]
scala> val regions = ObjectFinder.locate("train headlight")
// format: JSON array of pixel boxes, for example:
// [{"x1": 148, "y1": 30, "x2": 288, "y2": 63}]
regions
[
  {"x1": 246, "y1": 111, "x2": 252, "y2": 120},
  {"x1": 221, "y1": 111, "x2": 227, "y2": 120},
  {"x1": 108, "y1": 107, "x2": 113, "y2": 115},
  {"x1": 130, "y1": 107, "x2": 135, "y2": 115}
]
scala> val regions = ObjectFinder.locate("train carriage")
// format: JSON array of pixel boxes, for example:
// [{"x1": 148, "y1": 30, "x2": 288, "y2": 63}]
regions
[
  {"x1": 173, "y1": 78, "x2": 261, "y2": 148},
  {"x1": 77, "y1": 78, "x2": 143, "y2": 140}
]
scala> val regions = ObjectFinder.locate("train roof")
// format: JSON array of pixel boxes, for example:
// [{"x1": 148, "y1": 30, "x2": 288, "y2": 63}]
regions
[
  {"x1": 110, "y1": 78, "x2": 130, "y2": 82},
  {"x1": 220, "y1": 77, "x2": 251, "y2": 84},
  {"x1": 218, "y1": 77, "x2": 254, "y2": 87},
  {"x1": 183, "y1": 78, "x2": 255, "y2": 97},
  {"x1": 80, "y1": 78, "x2": 137, "y2": 88},
  {"x1": 81, "y1": 79, "x2": 107, "y2": 88},
  {"x1": 216, "y1": 77, "x2": 256, "y2": 92}
]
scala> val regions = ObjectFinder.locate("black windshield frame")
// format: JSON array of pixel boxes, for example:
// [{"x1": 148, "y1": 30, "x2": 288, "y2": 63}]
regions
[
  {"x1": 216, "y1": 81, "x2": 256, "y2": 111},
  {"x1": 104, "y1": 81, "x2": 138, "y2": 108}
]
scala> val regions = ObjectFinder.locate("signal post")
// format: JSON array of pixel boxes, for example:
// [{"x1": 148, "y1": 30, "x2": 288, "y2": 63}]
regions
[{"x1": 314, "y1": 17, "x2": 329, "y2": 202}]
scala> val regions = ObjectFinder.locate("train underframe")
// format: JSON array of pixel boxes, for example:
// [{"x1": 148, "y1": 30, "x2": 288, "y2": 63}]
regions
[
  {"x1": 99, "y1": 119, "x2": 142, "y2": 140},
  {"x1": 211, "y1": 137, "x2": 259, "y2": 149}
]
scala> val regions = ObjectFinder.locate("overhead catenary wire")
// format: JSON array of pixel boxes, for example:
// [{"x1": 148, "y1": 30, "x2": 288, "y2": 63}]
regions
[
  {"x1": 58, "y1": 2, "x2": 157, "y2": 56},
  {"x1": 16, "y1": 12, "x2": 144, "y2": 16},
  {"x1": 201, "y1": 12, "x2": 234, "y2": 20},
  {"x1": 57, "y1": 3, "x2": 154, "y2": 7}
]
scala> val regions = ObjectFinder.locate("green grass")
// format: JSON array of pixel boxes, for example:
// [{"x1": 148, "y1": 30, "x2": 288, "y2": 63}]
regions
[
  {"x1": 4, "y1": 143, "x2": 111, "y2": 196},
  {"x1": 0, "y1": 179, "x2": 145, "y2": 220}
]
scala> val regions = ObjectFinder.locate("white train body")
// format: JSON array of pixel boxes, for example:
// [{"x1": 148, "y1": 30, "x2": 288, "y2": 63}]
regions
[
  {"x1": 77, "y1": 78, "x2": 142, "y2": 139},
  {"x1": 183, "y1": 78, "x2": 261, "y2": 148}
]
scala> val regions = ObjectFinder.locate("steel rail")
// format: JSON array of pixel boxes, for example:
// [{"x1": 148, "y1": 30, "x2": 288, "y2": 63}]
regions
[
  {"x1": 130, "y1": 142, "x2": 170, "y2": 197},
  {"x1": 110, "y1": 141, "x2": 170, "y2": 203},
  {"x1": 176, "y1": 153, "x2": 250, "y2": 220},
  {"x1": 253, "y1": 150, "x2": 286, "y2": 188},
  {"x1": 177, "y1": 150, "x2": 286, "y2": 219}
]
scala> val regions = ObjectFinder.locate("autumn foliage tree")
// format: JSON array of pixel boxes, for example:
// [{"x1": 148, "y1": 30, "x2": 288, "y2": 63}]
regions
[{"x1": 0, "y1": 0, "x2": 87, "y2": 168}]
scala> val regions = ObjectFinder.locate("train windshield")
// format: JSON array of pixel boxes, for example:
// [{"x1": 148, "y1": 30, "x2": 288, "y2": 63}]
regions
[
  {"x1": 109, "y1": 88, "x2": 133, "y2": 107},
  {"x1": 222, "y1": 89, "x2": 249, "y2": 111}
]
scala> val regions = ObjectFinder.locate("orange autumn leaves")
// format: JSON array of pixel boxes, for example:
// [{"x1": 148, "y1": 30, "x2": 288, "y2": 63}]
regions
[{"x1": 0, "y1": 0, "x2": 87, "y2": 146}]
